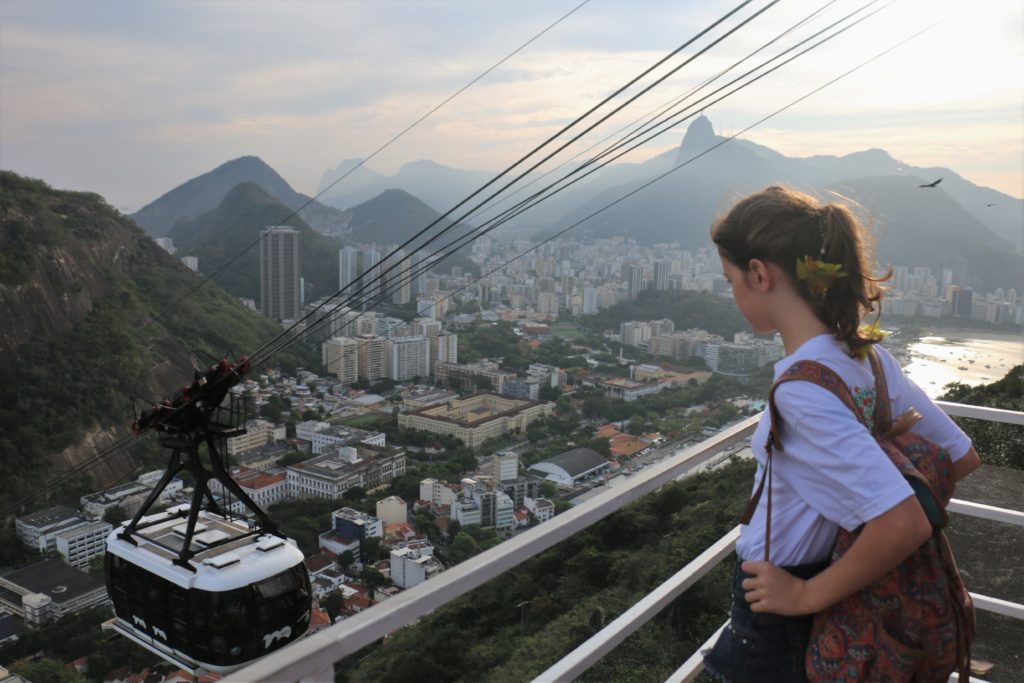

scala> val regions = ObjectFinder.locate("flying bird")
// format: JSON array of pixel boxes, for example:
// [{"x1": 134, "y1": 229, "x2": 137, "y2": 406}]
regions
[
  {"x1": 985, "y1": 203, "x2": 997, "y2": 207},
  {"x1": 918, "y1": 178, "x2": 943, "y2": 188}
]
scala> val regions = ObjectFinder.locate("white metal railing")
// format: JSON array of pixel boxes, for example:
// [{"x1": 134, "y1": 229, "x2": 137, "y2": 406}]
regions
[{"x1": 226, "y1": 402, "x2": 1023, "y2": 683}]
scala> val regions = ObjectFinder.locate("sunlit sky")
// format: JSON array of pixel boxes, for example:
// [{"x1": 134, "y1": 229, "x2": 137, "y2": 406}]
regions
[{"x1": 1, "y1": 0, "x2": 1021, "y2": 212}]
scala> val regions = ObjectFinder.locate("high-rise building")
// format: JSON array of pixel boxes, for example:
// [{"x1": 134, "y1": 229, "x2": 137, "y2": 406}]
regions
[
  {"x1": 361, "y1": 248, "x2": 382, "y2": 306},
  {"x1": 322, "y1": 337, "x2": 360, "y2": 383},
  {"x1": 653, "y1": 260, "x2": 670, "y2": 291},
  {"x1": 339, "y1": 246, "x2": 360, "y2": 293},
  {"x1": 627, "y1": 263, "x2": 645, "y2": 301},
  {"x1": 582, "y1": 287, "x2": 598, "y2": 315},
  {"x1": 429, "y1": 333, "x2": 459, "y2": 375},
  {"x1": 386, "y1": 336, "x2": 430, "y2": 381},
  {"x1": 358, "y1": 336, "x2": 389, "y2": 382},
  {"x1": 951, "y1": 286, "x2": 974, "y2": 318},
  {"x1": 260, "y1": 226, "x2": 301, "y2": 322}
]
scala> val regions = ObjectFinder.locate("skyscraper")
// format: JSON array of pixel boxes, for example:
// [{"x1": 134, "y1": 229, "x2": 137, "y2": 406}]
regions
[
  {"x1": 653, "y1": 260, "x2": 670, "y2": 291},
  {"x1": 260, "y1": 226, "x2": 301, "y2": 322},
  {"x1": 339, "y1": 246, "x2": 360, "y2": 294}
]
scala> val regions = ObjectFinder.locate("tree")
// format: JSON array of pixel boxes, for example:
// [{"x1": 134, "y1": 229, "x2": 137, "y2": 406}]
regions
[
  {"x1": 539, "y1": 385, "x2": 562, "y2": 402},
  {"x1": 362, "y1": 535, "x2": 385, "y2": 563},
  {"x1": 448, "y1": 531, "x2": 480, "y2": 564},
  {"x1": 361, "y1": 566, "x2": 390, "y2": 599},
  {"x1": 539, "y1": 481, "x2": 559, "y2": 499},
  {"x1": 102, "y1": 505, "x2": 128, "y2": 526},
  {"x1": 322, "y1": 593, "x2": 344, "y2": 621},
  {"x1": 337, "y1": 550, "x2": 355, "y2": 572}
]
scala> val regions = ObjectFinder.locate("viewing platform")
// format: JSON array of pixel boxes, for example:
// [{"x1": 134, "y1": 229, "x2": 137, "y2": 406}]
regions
[{"x1": 227, "y1": 401, "x2": 1024, "y2": 683}]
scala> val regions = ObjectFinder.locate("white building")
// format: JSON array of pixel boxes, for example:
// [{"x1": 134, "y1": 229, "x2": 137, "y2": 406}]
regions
[
  {"x1": 296, "y1": 421, "x2": 387, "y2": 455},
  {"x1": 375, "y1": 496, "x2": 408, "y2": 525},
  {"x1": 53, "y1": 521, "x2": 112, "y2": 570},
  {"x1": 386, "y1": 336, "x2": 430, "y2": 381},
  {"x1": 390, "y1": 543, "x2": 443, "y2": 589},
  {"x1": 525, "y1": 496, "x2": 556, "y2": 523},
  {"x1": 419, "y1": 478, "x2": 458, "y2": 507},
  {"x1": 209, "y1": 467, "x2": 289, "y2": 514}
]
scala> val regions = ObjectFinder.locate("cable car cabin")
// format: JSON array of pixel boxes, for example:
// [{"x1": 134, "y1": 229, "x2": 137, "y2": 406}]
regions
[{"x1": 105, "y1": 504, "x2": 311, "y2": 675}]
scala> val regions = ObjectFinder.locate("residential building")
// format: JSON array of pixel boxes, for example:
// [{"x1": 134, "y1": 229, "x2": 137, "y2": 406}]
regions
[
  {"x1": 390, "y1": 543, "x2": 443, "y2": 589},
  {"x1": 386, "y1": 336, "x2": 430, "y2": 381},
  {"x1": 322, "y1": 337, "x2": 360, "y2": 383},
  {"x1": 259, "y1": 226, "x2": 301, "y2": 322},
  {"x1": 16, "y1": 507, "x2": 111, "y2": 569},
  {"x1": 428, "y1": 333, "x2": 459, "y2": 375},
  {"x1": 357, "y1": 336, "x2": 389, "y2": 382},
  {"x1": 525, "y1": 496, "x2": 555, "y2": 523},
  {"x1": 397, "y1": 393, "x2": 553, "y2": 449},
  {"x1": 419, "y1": 478, "x2": 459, "y2": 507}
]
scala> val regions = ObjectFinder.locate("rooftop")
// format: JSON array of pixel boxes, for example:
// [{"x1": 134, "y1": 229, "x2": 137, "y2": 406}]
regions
[
  {"x1": 532, "y1": 447, "x2": 608, "y2": 478},
  {"x1": 15, "y1": 505, "x2": 77, "y2": 527},
  {"x1": 2, "y1": 559, "x2": 105, "y2": 603}
]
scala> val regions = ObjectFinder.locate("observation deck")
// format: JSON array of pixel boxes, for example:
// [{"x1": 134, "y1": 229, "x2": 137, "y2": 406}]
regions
[{"x1": 227, "y1": 401, "x2": 1024, "y2": 683}]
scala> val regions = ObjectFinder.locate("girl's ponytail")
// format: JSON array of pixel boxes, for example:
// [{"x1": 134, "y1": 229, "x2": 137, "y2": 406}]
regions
[
  {"x1": 816, "y1": 202, "x2": 887, "y2": 357},
  {"x1": 711, "y1": 186, "x2": 889, "y2": 359}
]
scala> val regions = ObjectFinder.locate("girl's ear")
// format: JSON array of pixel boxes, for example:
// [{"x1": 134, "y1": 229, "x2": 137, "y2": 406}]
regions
[{"x1": 747, "y1": 258, "x2": 772, "y2": 292}]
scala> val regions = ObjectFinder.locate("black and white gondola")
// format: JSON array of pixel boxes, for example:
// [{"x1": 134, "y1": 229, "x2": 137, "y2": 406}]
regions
[{"x1": 106, "y1": 504, "x2": 311, "y2": 675}]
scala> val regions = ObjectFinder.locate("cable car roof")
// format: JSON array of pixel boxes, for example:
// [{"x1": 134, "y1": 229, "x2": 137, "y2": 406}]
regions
[{"x1": 106, "y1": 505, "x2": 304, "y2": 592}]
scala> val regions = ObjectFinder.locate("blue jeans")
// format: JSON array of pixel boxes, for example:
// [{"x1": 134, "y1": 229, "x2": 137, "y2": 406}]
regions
[{"x1": 703, "y1": 557, "x2": 828, "y2": 683}]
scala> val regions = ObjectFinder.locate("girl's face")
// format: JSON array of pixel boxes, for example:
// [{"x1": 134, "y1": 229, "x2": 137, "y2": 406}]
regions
[{"x1": 720, "y1": 255, "x2": 773, "y2": 334}]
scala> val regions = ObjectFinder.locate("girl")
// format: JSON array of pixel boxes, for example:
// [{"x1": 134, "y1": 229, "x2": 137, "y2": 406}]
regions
[{"x1": 702, "y1": 186, "x2": 980, "y2": 682}]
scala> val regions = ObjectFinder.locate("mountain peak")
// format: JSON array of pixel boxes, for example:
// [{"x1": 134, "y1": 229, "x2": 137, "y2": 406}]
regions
[{"x1": 681, "y1": 115, "x2": 717, "y2": 151}]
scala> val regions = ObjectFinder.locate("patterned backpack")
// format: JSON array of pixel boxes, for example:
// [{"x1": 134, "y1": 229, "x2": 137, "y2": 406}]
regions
[{"x1": 747, "y1": 347, "x2": 974, "y2": 682}]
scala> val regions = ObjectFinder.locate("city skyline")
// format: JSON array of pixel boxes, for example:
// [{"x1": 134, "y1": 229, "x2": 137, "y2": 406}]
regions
[{"x1": 1, "y1": 0, "x2": 1021, "y2": 211}]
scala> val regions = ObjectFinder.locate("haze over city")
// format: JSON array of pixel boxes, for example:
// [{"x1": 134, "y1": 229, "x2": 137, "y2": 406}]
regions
[{"x1": 1, "y1": 0, "x2": 1021, "y2": 210}]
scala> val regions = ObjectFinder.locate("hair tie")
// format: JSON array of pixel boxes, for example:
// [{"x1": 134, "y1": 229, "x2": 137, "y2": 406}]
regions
[{"x1": 818, "y1": 208, "x2": 829, "y2": 255}]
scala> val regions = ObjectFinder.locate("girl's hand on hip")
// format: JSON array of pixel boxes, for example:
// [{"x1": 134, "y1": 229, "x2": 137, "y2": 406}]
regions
[{"x1": 740, "y1": 561, "x2": 813, "y2": 616}]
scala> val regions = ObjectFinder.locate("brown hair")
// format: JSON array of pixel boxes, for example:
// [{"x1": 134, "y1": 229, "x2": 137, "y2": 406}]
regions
[{"x1": 711, "y1": 186, "x2": 888, "y2": 358}]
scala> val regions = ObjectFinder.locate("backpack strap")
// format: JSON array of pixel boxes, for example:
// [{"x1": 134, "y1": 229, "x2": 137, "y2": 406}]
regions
[
  {"x1": 740, "y1": 360, "x2": 867, "y2": 562},
  {"x1": 866, "y1": 347, "x2": 893, "y2": 435}
]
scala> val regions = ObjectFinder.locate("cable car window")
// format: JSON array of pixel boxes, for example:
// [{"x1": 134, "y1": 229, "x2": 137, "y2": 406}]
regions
[{"x1": 255, "y1": 569, "x2": 297, "y2": 601}]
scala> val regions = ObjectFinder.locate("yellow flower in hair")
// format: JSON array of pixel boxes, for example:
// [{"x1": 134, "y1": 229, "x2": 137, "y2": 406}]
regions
[
  {"x1": 851, "y1": 319, "x2": 890, "y2": 360},
  {"x1": 795, "y1": 256, "x2": 846, "y2": 298}
]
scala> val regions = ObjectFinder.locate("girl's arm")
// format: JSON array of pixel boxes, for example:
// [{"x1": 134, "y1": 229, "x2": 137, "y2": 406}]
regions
[
  {"x1": 954, "y1": 446, "x2": 981, "y2": 482},
  {"x1": 741, "y1": 493, "x2": 931, "y2": 616}
]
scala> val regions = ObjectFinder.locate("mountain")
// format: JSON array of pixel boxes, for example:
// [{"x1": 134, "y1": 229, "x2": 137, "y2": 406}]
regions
[
  {"x1": 317, "y1": 159, "x2": 495, "y2": 214},
  {"x1": 554, "y1": 116, "x2": 1023, "y2": 291},
  {"x1": 345, "y1": 188, "x2": 476, "y2": 246},
  {"x1": 131, "y1": 156, "x2": 350, "y2": 237},
  {"x1": 0, "y1": 171, "x2": 308, "y2": 513},
  {"x1": 170, "y1": 182, "x2": 345, "y2": 302}
]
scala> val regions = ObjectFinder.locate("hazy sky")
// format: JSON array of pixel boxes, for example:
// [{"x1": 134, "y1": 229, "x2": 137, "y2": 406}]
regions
[{"x1": 2, "y1": 0, "x2": 1021, "y2": 212}]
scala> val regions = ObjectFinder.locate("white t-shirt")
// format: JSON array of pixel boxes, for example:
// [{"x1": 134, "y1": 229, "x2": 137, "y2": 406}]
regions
[{"x1": 735, "y1": 334, "x2": 973, "y2": 566}]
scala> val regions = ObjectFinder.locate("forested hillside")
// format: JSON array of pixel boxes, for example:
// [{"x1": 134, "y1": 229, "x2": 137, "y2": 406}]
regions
[{"x1": 0, "y1": 172, "x2": 310, "y2": 514}]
